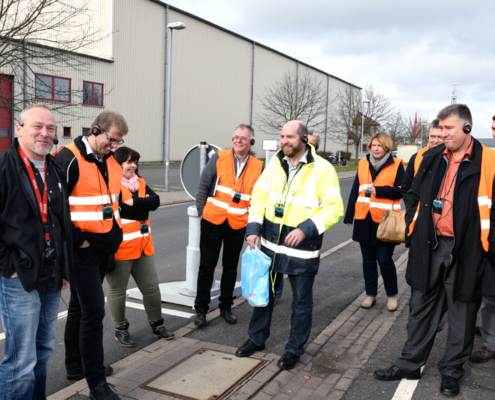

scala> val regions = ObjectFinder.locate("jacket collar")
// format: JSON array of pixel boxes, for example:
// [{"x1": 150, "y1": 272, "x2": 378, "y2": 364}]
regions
[{"x1": 74, "y1": 135, "x2": 114, "y2": 163}]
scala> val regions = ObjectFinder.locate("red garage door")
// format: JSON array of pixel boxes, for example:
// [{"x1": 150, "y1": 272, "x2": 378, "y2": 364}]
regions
[{"x1": 0, "y1": 75, "x2": 13, "y2": 153}]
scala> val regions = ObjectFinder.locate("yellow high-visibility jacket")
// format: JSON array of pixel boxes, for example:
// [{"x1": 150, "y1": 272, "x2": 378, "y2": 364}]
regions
[{"x1": 246, "y1": 145, "x2": 344, "y2": 276}]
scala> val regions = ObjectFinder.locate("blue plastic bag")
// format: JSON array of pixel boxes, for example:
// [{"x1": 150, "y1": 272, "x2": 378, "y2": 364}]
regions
[{"x1": 241, "y1": 246, "x2": 272, "y2": 307}]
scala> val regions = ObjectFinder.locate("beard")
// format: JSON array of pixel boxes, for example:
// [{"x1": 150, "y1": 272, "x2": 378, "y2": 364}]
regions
[{"x1": 282, "y1": 143, "x2": 303, "y2": 158}]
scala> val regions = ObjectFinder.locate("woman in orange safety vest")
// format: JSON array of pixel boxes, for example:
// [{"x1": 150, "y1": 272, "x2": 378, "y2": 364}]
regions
[
  {"x1": 106, "y1": 147, "x2": 174, "y2": 347},
  {"x1": 343, "y1": 132, "x2": 404, "y2": 312}
]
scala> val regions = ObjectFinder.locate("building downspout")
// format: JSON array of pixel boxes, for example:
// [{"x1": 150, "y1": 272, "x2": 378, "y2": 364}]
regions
[
  {"x1": 23, "y1": 40, "x2": 27, "y2": 110},
  {"x1": 162, "y1": 5, "x2": 169, "y2": 163},
  {"x1": 250, "y1": 42, "x2": 255, "y2": 126},
  {"x1": 295, "y1": 61, "x2": 299, "y2": 116},
  {"x1": 324, "y1": 75, "x2": 329, "y2": 152}
]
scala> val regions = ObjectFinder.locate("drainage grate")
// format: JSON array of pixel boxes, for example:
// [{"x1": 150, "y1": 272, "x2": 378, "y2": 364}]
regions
[{"x1": 142, "y1": 348, "x2": 267, "y2": 400}]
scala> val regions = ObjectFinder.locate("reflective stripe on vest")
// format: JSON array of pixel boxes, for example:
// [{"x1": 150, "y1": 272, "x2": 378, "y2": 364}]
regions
[
  {"x1": 202, "y1": 150, "x2": 263, "y2": 229},
  {"x1": 63, "y1": 142, "x2": 122, "y2": 233},
  {"x1": 407, "y1": 147, "x2": 429, "y2": 236},
  {"x1": 115, "y1": 178, "x2": 155, "y2": 260},
  {"x1": 261, "y1": 237, "x2": 320, "y2": 260},
  {"x1": 354, "y1": 157, "x2": 402, "y2": 223}
]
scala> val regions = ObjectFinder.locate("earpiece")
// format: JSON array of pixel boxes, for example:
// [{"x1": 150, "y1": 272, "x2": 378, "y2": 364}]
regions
[
  {"x1": 91, "y1": 126, "x2": 101, "y2": 136},
  {"x1": 463, "y1": 124, "x2": 472, "y2": 134},
  {"x1": 301, "y1": 135, "x2": 308, "y2": 144},
  {"x1": 20, "y1": 123, "x2": 24, "y2": 127},
  {"x1": 53, "y1": 134, "x2": 59, "y2": 145}
]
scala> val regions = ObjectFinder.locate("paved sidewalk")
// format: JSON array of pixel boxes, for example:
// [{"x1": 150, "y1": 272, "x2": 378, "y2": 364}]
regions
[{"x1": 49, "y1": 247, "x2": 410, "y2": 400}]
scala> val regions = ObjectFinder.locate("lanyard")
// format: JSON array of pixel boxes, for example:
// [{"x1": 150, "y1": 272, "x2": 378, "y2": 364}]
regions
[{"x1": 18, "y1": 147, "x2": 50, "y2": 242}]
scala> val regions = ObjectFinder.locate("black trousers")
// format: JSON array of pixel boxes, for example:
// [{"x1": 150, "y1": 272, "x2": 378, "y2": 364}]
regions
[
  {"x1": 396, "y1": 237, "x2": 481, "y2": 379},
  {"x1": 195, "y1": 218, "x2": 245, "y2": 313},
  {"x1": 64, "y1": 246, "x2": 112, "y2": 389}
]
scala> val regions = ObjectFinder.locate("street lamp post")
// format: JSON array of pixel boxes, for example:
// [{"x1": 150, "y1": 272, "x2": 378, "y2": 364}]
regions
[
  {"x1": 360, "y1": 100, "x2": 370, "y2": 160},
  {"x1": 165, "y1": 21, "x2": 186, "y2": 192}
]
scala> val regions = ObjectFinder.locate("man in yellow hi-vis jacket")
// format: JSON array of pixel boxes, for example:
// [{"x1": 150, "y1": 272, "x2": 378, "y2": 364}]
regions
[{"x1": 235, "y1": 120, "x2": 344, "y2": 371}]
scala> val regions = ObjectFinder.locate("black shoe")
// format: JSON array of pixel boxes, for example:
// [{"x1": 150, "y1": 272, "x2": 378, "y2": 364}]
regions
[
  {"x1": 220, "y1": 309, "x2": 237, "y2": 324},
  {"x1": 374, "y1": 365, "x2": 420, "y2": 381},
  {"x1": 277, "y1": 352, "x2": 300, "y2": 370},
  {"x1": 67, "y1": 365, "x2": 114, "y2": 381},
  {"x1": 90, "y1": 382, "x2": 120, "y2": 400},
  {"x1": 235, "y1": 339, "x2": 265, "y2": 357},
  {"x1": 152, "y1": 325, "x2": 175, "y2": 340},
  {"x1": 115, "y1": 329, "x2": 136, "y2": 348},
  {"x1": 440, "y1": 375, "x2": 460, "y2": 396},
  {"x1": 469, "y1": 346, "x2": 495, "y2": 363},
  {"x1": 194, "y1": 313, "x2": 207, "y2": 326}
]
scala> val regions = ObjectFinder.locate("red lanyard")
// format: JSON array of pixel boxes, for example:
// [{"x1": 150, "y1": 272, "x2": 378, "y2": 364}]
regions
[{"x1": 18, "y1": 147, "x2": 50, "y2": 242}]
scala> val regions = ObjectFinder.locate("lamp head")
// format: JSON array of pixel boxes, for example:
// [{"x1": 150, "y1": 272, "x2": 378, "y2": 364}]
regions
[{"x1": 168, "y1": 22, "x2": 186, "y2": 30}]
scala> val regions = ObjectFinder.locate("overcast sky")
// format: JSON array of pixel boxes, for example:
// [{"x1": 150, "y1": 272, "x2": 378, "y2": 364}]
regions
[{"x1": 164, "y1": 0, "x2": 494, "y2": 138}]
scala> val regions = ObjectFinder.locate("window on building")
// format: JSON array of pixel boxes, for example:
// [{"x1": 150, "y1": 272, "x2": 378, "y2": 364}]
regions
[
  {"x1": 82, "y1": 128, "x2": 90, "y2": 137},
  {"x1": 83, "y1": 81, "x2": 104, "y2": 106},
  {"x1": 35, "y1": 74, "x2": 71, "y2": 103},
  {"x1": 63, "y1": 127, "x2": 71, "y2": 138}
]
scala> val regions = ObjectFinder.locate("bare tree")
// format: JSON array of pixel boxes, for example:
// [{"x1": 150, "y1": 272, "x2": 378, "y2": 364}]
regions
[
  {"x1": 384, "y1": 111, "x2": 407, "y2": 146},
  {"x1": 330, "y1": 84, "x2": 393, "y2": 162},
  {"x1": 256, "y1": 69, "x2": 330, "y2": 136},
  {"x1": 403, "y1": 113, "x2": 429, "y2": 146},
  {"x1": 0, "y1": 0, "x2": 107, "y2": 116}
]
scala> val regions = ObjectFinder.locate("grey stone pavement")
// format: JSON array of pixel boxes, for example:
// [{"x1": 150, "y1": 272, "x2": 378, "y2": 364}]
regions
[{"x1": 47, "y1": 169, "x2": 495, "y2": 399}]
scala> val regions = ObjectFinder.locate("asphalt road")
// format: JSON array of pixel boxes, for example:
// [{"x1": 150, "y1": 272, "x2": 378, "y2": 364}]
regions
[{"x1": 0, "y1": 170, "x2": 401, "y2": 397}]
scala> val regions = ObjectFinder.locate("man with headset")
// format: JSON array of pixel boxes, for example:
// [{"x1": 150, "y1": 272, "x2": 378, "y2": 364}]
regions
[
  {"x1": 374, "y1": 104, "x2": 495, "y2": 397},
  {"x1": 0, "y1": 104, "x2": 72, "y2": 400},
  {"x1": 194, "y1": 124, "x2": 263, "y2": 326},
  {"x1": 235, "y1": 120, "x2": 344, "y2": 371},
  {"x1": 55, "y1": 111, "x2": 128, "y2": 400}
]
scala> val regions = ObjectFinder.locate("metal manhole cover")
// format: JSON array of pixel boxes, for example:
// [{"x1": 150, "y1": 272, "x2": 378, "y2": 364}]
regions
[{"x1": 142, "y1": 348, "x2": 267, "y2": 400}]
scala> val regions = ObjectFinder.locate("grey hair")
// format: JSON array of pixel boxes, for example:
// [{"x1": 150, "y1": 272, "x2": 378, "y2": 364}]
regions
[
  {"x1": 234, "y1": 123, "x2": 255, "y2": 137},
  {"x1": 437, "y1": 104, "x2": 472, "y2": 126},
  {"x1": 19, "y1": 104, "x2": 52, "y2": 124}
]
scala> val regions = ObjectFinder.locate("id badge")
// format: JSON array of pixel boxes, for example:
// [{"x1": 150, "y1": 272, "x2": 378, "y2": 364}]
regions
[
  {"x1": 365, "y1": 188, "x2": 371, "y2": 198},
  {"x1": 275, "y1": 206, "x2": 284, "y2": 218},
  {"x1": 140, "y1": 223, "x2": 149, "y2": 234},
  {"x1": 102, "y1": 206, "x2": 113, "y2": 220},
  {"x1": 432, "y1": 199, "x2": 443, "y2": 214}
]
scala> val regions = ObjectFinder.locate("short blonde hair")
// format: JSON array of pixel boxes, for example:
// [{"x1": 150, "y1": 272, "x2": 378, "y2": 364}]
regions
[{"x1": 367, "y1": 132, "x2": 393, "y2": 152}]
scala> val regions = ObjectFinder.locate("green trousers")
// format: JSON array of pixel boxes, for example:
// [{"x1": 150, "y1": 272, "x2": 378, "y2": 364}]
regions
[{"x1": 106, "y1": 254, "x2": 162, "y2": 330}]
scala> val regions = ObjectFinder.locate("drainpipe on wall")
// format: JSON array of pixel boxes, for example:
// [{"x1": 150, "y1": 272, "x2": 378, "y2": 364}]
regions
[
  {"x1": 250, "y1": 42, "x2": 255, "y2": 126},
  {"x1": 324, "y1": 75, "x2": 329, "y2": 152},
  {"x1": 22, "y1": 40, "x2": 27, "y2": 110},
  {"x1": 295, "y1": 61, "x2": 299, "y2": 116},
  {"x1": 162, "y1": 5, "x2": 169, "y2": 163}
]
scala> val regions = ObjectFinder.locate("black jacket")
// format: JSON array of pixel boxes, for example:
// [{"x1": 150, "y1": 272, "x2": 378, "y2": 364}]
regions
[
  {"x1": 0, "y1": 139, "x2": 73, "y2": 292},
  {"x1": 344, "y1": 153, "x2": 404, "y2": 245},
  {"x1": 405, "y1": 140, "x2": 495, "y2": 300},
  {"x1": 55, "y1": 136, "x2": 123, "y2": 254}
]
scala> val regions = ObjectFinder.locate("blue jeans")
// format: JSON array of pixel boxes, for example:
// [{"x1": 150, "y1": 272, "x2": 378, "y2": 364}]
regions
[
  {"x1": 0, "y1": 277, "x2": 60, "y2": 400},
  {"x1": 248, "y1": 273, "x2": 315, "y2": 356},
  {"x1": 359, "y1": 243, "x2": 398, "y2": 297}
]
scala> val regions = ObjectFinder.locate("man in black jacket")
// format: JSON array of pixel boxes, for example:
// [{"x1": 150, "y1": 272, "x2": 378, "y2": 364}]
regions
[
  {"x1": 56, "y1": 111, "x2": 128, "y2": 400},
  {"x1": 374, "y1": 104, "x2": 495, "y2": 397},
  {"x1": 0, "y1": 104, "x2": 72, "y2": 399}
]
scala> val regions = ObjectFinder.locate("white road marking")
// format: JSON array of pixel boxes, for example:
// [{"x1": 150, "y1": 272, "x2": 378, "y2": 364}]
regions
[
  {"x1": 391, "y1": 367, "x2": 424, "y2": 400},
  {"x1": 320, "y1": 238, "x2": 353, "y2": 259}
]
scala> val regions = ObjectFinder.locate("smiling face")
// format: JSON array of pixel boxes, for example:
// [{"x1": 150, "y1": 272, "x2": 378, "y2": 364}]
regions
[
  {"x1": 428, "y1": 127, "x2": 444, "y2": 148},
  {"x1": 232, "y1": 127, "x2": 253, "y2": 158},
  {"x1": 89, "y1": 124, "x2": 124, "y2": 157},
  {"x1": 370, "y1": 138, "x2": 387, "y2": 161},
  {"x1": 16, "y1": 106, "x2": 56, "y2": 161},
  {"x1": 438, "y1": 116, "x2": 467, "y2": 152},
  {"x1": 280, "y1": 121, "x2": 305, "y2": 159},
  {"x1": 121, "y1": 156, "x2": 138, "y2": 179}
]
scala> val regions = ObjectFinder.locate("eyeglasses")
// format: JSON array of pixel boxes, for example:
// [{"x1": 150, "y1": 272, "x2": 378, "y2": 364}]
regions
[
  {"x1": 233, "y1": 136, "x2": 249, "y2": 142},
  {"x1": 104, "y1": 132, "x2": 124, "y2": 146}
]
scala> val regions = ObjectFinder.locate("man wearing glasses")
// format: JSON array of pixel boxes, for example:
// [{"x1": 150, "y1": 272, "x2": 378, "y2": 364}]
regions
[
  {"x1": 194, "y1": 124, "x2": 263, "y2": 326},
  {"x1": 55, "y1": 111, "x2": 128, "y2": 400}
]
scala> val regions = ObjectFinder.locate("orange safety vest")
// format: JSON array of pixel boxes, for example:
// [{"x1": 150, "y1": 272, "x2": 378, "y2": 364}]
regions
[
  {"x1": 62, "y1": 142, "x2": 122, "y2": 233},
  {"x1": 407, "y1": 145, "x2": 495, "y2": 250},
  {"x1": 355, "y1": 157, "x2": 402, "y2": 223},
  {"x1": 202, "y1": 150, "x2": 263, "y2": 229},
  {"x1": 115, "y1": 178, "x2": 154, "y2": 260}
]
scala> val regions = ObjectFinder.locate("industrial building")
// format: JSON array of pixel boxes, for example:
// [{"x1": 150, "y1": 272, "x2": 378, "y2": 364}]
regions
[{"x1": 0, "y1": 0, "x2": 360, "y2": 161}]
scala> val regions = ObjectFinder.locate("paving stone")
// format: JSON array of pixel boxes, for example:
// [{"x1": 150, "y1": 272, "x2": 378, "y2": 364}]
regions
[
  {"x1": 313, "y1": 334, "x2": 329, "y2": 345},
  {"x1": 252, "y1": 392, "x2": 273, "y2": 400},
  {"x1": 262, "y1": 381, "x2": 282, "y2": 396},
  {"x1": 281, "y1": 380, "x2": 303, "y2": 395},
  {"x1": 238, "y1": 379, "x2": 265, "y2": 395},
  {"x1": 252, "y1": 367, "x2": 278, "y2": 383},
  {"x1": 302, "y1": 375, "x2": 323, "y2": 389},
  {"x1": 274, "y1": 370, "x2": 295, "y2": 386},
  {"x1": 313, "y1": 383, "x2": 332, "y2": 397},
  {"x1": 335, "y1": 377, "x2": 353, "y2": 391},
  {"x1": 324, "y1": 373, "x2": 341, "y2": 385},
  {"x1": 327, "y1": 389, "x2": 345, "y2": 399},
  {"x1": 305, "y1": 343, "x2": 321, "y2": 356},
  {"x1": 343, "y1": 368, "x2": 361, "y2": 379},
  {"x1": 292, "y1": 387, "x2": 315, "y2": 399}
]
